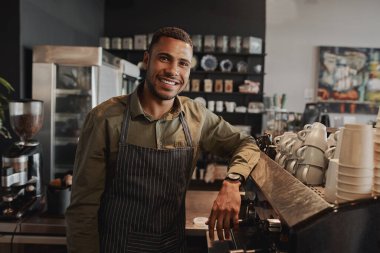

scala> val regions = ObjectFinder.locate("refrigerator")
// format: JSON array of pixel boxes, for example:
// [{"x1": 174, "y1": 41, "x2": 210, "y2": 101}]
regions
[{"x1": 32, "y1": 45, "x2": 140, "y2": 184}]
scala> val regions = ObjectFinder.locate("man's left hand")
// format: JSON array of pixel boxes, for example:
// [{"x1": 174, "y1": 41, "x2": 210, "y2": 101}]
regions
[{"x1": 206, "y1": 180, "x2": 241, "y2": 241}]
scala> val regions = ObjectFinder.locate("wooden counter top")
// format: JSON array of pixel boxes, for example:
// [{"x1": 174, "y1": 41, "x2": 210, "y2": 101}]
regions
[{"x1": 0, "y1": 190, "x2": 220, "y2": 244}]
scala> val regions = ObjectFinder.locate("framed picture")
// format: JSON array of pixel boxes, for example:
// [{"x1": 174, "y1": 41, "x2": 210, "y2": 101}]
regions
[{"x1": 317, "y1": 46, "x2": 380, "y2": 113}]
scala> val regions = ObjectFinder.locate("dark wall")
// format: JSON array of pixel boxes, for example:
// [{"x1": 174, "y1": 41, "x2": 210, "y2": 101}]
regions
[
  {"x1": 104, "y1": 0, "x2": 265, "y2": 37},
  {"x1": 21, "y1": 0, "x2": 105, "y2": 98},
  {"x1": 0, "y1": 0, "x2": 105, "y2": 154},
  {"x1": 0, "y1": 2, "x2": 21, "y2": 100}
]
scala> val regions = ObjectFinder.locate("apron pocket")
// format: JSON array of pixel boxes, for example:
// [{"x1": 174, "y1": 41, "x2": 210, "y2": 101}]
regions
[{"x1": 126, "y1": 229, "x2": 178, "y2": 253}]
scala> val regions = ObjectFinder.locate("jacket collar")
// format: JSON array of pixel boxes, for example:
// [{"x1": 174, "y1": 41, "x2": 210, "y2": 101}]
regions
[{"x1": 126, "y1": 82, "x2": 184, "y2": 121}]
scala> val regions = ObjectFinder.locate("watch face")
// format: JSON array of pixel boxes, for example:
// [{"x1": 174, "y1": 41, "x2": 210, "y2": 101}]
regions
[{"x1": 227, "y1": 173, "x2": 241, "y2": 180}]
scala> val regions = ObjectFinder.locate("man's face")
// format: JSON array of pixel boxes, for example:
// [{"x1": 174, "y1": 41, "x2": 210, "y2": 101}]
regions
[{"x1": 143, "y1": 36, "x2": 192, "y2": 100}]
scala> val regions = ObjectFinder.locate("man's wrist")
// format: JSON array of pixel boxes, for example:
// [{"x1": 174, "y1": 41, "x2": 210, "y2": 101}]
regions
[{"x1": 224, "y1": 172, "x2": 244, "y2": 184}]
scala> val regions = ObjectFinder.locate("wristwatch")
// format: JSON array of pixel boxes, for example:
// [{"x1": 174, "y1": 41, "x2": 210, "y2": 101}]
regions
[{"x1": 225, "y1": 173, "x2": 244, "y2": 184}]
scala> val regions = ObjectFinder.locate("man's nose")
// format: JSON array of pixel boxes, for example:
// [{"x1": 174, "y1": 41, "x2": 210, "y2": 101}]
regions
[{"x1": 165, "y1": 62, "x2": 179, "y2": 76}]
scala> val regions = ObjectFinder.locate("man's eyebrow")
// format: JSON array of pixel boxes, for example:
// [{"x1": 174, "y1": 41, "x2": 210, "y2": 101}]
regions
[
  {"x1": 157, "y1": 52, "x2": 190, "y2": 63},
  {"x1": 157, "y1": 52, "x2": 172, "y2": 58}
]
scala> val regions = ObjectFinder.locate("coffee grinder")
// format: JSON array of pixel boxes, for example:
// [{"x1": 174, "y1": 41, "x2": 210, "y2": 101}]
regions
[{"x1": 0, "y1": 99, "x2": 43, "y2": 219}]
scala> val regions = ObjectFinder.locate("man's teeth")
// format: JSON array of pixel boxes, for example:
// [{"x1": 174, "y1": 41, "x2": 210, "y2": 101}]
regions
[{"x1": 161, "y1": 79, "x2": 176, "y2": 85}]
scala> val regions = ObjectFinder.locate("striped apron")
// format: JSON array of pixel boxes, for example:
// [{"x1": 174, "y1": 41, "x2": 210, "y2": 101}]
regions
[{"x1": 98, "y1": 102, "x2": 194, "y2": 253}]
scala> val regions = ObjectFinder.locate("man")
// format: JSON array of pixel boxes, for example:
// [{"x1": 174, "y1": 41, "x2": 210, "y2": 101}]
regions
[{"x1": 65, "y1": 27, "x2": 260, "y2": 253}]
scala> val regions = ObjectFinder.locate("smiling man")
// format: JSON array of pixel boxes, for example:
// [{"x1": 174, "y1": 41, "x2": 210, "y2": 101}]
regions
[{"x1": 65, "y1": 27, "x2": 260, "y2": 253}]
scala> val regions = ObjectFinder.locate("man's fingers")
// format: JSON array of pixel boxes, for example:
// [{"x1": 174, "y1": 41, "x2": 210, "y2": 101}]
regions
[
  {"x1": 216, "y1": 212, "x2": 225, "y2": 241},
  {"x1": 208, "y1": 210, "x2": 216, "y2": 241},
  {"x1": 232, "y1": 210, "x2": 239, "y2": 231},
  {"x1": 223, "y1": 212, "x2": 231, "y2": 240}
]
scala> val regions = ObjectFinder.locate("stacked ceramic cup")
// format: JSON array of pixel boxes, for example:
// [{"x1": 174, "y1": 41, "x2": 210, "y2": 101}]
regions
[
  {"x1": 283, "y1": 135, "x2": 304, "y2": 175},
  {"x1": 336, "y1": 124, "x2": 373, "y2": 203},
  {"x1": 373, "y1": 117, "x2": 380, "y2": 196},
  {"x1": 294, "y1": 122, "x2": 328, "y2": 185},
  {"x1": 273, "y1": 132, "x2": 297, "y2": 168}
]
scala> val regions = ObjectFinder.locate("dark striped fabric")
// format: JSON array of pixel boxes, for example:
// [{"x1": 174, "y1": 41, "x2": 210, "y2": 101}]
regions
[{"x1": 98, "y1": 104, "x2": 194, "y2": 253}]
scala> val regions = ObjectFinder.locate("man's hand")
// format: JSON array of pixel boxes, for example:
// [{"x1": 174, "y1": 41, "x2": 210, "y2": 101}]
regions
[{"x1": 206, "y1": 180, "x2": 241, "y2": 241}]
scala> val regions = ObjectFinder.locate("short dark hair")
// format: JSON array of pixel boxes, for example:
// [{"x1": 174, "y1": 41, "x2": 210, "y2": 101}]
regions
[{"x1": 148, "y1": 27, "x2": 193, "y2": 53}]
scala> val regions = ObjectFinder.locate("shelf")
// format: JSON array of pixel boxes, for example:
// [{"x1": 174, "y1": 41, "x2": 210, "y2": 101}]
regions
[
  {"x1": 191, "y1": 70, "x2": 263, "y2": 76},
  {"x1": 107, "y1": 49, "x2": 266, "y2": 57},
  {"x1": 182, "y1": 91, "x2": 261, "y2": 97},
  {"x1": 55, "y1": 113, "x2": 82, "y2": 120},
  {"x1": 55, "y1": 88, "x2": 92, "y2": 96},
  {"x1": 54, "y1": 137, "x2": 79, "y2": 145}
]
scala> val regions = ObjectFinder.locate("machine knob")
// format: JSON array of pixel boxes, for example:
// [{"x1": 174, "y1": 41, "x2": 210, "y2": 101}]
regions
[
  {"x1": 2, "y1": 195, "x2": 14, "y2": 202},
  {"x1": 26, "y1": 184, "x2": 36, "y2": 192},
  {"x1": 265, "y1": 218, "x2": 282, "y2": 233}
]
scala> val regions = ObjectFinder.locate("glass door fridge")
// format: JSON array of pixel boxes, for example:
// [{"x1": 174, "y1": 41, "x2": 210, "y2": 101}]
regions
[{"x1": 32, "y1": 45, "x2": 140, "y2": 184}]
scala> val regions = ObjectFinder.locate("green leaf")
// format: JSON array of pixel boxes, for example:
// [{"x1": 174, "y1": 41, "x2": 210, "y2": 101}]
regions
[{"x1": 0, "y1": 77, "x2": 15, "y2": 93}]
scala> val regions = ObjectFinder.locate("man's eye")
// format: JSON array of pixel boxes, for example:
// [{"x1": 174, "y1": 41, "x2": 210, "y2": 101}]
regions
[
  {"x1": 160, "y1": 56, "x2": 169, "y2": 62},
  {"x1": 180, "y1": 61, "x2": 190, "y2": 68}
]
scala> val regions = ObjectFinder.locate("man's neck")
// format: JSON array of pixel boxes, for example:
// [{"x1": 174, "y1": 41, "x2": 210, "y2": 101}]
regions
[{"x1": 138, "y1": 85, "x2": 175, "y2": 120}]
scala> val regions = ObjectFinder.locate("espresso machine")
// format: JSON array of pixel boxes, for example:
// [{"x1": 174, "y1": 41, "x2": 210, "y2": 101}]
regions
[
  {"x1": 0, "y1": 99, "x2": 43, "y2": 219},
  {"x1": 209, "y1": 153, "x2": 380, "y2": 253}
]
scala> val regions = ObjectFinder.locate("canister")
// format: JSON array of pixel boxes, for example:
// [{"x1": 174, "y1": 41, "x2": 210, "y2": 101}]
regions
[
  {"x1": 111, "y1": 37, "x2": 122, "y2": 50},
  {"x1": 191, "y1": 35, "x2": 202, "y2": 52},
  {"x1": 122, "y1": 37, "x2": 133, "y2": 50},
  {"x1": 229, "y1": 36, "x2": 242, "y2": 53},
  {"x1": 99, "y1": 37, "x2": 110, "y2": 49}
]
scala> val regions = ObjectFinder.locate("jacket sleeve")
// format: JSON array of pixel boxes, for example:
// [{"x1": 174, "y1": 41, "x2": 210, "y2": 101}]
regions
[
  {"x1": 65, "y1": 110, "x2": 107, "y2": 253},
  {"x1": 199, "y1": 108, "x2": 260, "y2": 181}
]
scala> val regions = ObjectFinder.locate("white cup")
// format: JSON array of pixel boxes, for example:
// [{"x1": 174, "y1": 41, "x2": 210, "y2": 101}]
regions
[
  {"x1": 278, "y1": 154, "x2": 287, "y2": 168},
  {"x1": 337, "y1": 172, "x2": 373, "y2": 185},
  {"x1": 208, "y1": 100, "x2": 215, "y2": 112},
  {"x1": 339, "y1": 124, "x2": 373, "y2": 168},
  {"x1": 216, "y1": 101, "x2": 224, "y2": 112},
  {"x1": 336, "y1": 187, "x2": 371, "y2": 201},
  {"x1": 337, "y1": 180, "x2": 372, "y2": 193},
  {"x1": 225, "y1": 101, "x2": 236, "y2": 112},
  {"x1": 285, "y1": 159, "x2": 298, "y2": 175},
  {"x1": 274, "y1": 132, "x2": 297, "y2": 153},
  {"x1": 338, "y1": 163, "x2": 374, "y2": 177},
  {"x1": 295, "y1": 164, "x2": 325, "y2": 185},
  {"x1": 296, "y1": 145, "x2": 327, "y2": 168},
  {"x1": 324, "y1": 159, "x2": 339, "y2": 203},
  {"x1": 297, "y1": 127, "x2": 328, "y2": 151}
]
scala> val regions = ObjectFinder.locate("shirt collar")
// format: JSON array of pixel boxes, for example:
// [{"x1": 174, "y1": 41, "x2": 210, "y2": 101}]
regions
[{"x1": 129, "y1": 83, "x2": 184, "y2": 120}]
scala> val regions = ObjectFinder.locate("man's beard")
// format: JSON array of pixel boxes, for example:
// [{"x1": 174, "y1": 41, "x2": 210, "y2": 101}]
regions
[{"x1": 146, "y1": 78, "x2": 177, "y2": 100}]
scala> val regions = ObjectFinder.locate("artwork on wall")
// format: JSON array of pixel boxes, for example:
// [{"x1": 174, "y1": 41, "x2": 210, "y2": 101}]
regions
[{"x1": 317, "y1": 46, "x2": 380, "y2": 114}]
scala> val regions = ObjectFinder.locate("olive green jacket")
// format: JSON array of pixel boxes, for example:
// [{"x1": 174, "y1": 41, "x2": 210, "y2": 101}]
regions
[{"x1": 65, "y1": 86, "x2": 260, "y2": 253}]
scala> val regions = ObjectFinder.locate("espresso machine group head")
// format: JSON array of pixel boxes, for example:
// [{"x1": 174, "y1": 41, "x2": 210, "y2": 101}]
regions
[{"x1": 1, "y1": 99, "x2": 43, "y2": 219}]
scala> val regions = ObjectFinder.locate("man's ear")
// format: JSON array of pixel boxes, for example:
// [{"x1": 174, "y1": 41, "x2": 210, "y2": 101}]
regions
[{"x1": 142, "y1": 51, "x2": 149, "y2": 70}]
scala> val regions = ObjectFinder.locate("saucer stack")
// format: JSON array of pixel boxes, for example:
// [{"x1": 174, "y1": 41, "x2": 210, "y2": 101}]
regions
[{"x1": 336, "y1": 124, "x2": 374, "y2": 203}]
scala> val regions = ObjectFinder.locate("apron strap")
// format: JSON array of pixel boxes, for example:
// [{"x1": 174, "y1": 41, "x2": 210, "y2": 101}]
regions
[
  {"x1": 179, "y1": 111, "x2": 193, "y2": 147},
  {"x1": 119, "y1": 97, "x2": 131, "y2": 146}
]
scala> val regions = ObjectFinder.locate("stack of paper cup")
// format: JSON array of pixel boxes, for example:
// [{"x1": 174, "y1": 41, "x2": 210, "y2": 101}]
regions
[
  {"x1": 373, "y1": 110, "x2": 380, "y2": 195},
  {"x1": 336, "y1": 124, "x2": 374, "y2": 203},
  {"x1": 324, "y1": 128, "x2": 343, "y2": 203}
]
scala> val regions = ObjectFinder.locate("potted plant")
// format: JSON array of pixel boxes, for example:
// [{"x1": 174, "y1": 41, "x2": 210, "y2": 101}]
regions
[{"x1": 0, "y1": 76, "x2": 15, "y2": 138}]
